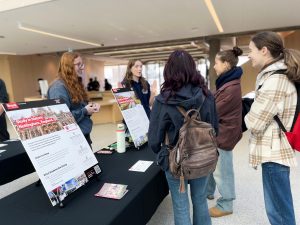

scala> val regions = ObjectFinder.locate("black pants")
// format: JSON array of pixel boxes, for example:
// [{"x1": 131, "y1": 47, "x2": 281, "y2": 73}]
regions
[{"x1": 0, "y1": 113, "x2": 10, "y2": 142}]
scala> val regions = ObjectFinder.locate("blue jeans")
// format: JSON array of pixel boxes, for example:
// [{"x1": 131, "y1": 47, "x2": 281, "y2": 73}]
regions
[
  {"x1": 165, "y1": 171, "x2": 211, "y2": 225},
  {"x1": 206, "y1": 148, "x2": 235, "y2": 212},
  {"x1": 262, "y1": 162, "x2": 296, "y2": 225}
]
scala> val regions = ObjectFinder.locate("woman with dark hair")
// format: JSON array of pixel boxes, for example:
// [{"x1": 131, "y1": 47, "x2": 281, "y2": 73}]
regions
[
  {"x1": 121, "y1": 59, "x2": 152, "y2": 118},
  {"x1": 245, "y1": 31, "x2": 300, "y2": 225},
  {"x1": 48, "y1": 52, "x2": 99, "y2": 146},
  {"x1": 148, "y1": 50, "x2": 218, "y2": 225},
  {"x1": 206, "y1": 47, "x2": 243, "y2": 217}
]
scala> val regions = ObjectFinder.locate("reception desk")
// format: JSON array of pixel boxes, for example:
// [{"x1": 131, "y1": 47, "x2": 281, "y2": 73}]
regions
[
  {"x1": 89, "y1": 91, "x2": 123, "y2": 124},
  {"x1": 24, "y1": 91, "x2": 123, "y2": 125},
  {"x1": 91, "y1": 98, "x2": 123, "y2": 124},
  {"x1": 24, "y1": 96, "x2": 44, "y2": 102}
]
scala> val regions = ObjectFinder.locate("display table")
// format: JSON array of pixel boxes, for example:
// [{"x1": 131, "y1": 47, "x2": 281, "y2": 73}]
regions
[
  {"x1": 0, "y1": 141, "x2": 34, "y2": 185},
  {"x1": 0, "y1": 142, "x2": 169, "y2": 225}
]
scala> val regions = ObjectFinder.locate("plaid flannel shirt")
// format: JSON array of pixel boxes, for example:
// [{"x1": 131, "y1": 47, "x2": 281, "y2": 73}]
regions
[{"x1": 245, "y1": 60, "x2": 298, "y2": 168}]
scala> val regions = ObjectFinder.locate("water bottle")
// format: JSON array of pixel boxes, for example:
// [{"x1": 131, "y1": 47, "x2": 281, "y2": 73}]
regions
[{"x1": 116, "y1": 123, "x2": 126, "y2": 153}]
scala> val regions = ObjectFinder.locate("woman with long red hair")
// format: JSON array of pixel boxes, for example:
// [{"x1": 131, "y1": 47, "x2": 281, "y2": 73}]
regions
[{"x1": 48, "y1": 52, "x2": 99, "y2": 146}]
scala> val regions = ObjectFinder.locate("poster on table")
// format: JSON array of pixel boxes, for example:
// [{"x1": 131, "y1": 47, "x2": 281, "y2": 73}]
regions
[
  {"x1": 1, "y1": 99, "x2": 101, "y2": 206},
  {"x1": 112, "y1": 88, "x2": 149, "y2": 148}
]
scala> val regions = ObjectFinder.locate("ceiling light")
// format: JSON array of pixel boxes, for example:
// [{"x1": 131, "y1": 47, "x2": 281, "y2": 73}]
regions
[
  {"x1": 0, "y1": 51, "x2": 17, "y2": 55},
  {"x1": 0, "y1": 0, "x2": 55, "y2": 12},
  {"x1": 94, "y1": 44, "x2": 194, "y2": 55},
  {"x1": 18, "y1": 23, "x2": 102, "y2": 47},
  {"x1": 204, "y1": 0, "x2": 224, "y2": 33}
]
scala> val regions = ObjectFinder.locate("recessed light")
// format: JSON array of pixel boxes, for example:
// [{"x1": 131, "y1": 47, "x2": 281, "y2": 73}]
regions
[
  {"x1": 18, "y1": 22, "x2": 102, "y2": 47},
  {"x1": 204, "y1": 0, "x2": 224, "y2": 33},
  {"x1": 0, "y1": 0, "x2": 55, "y2": 13},
  {"x1": 0, "y1": 36, "x2": 5, "y2": 39},
  {"x1": 0, "y1": 51, "x2": 17, "y2": 55}
]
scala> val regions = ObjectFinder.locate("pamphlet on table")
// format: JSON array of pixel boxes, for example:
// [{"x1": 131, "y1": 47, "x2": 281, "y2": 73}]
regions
[
  {"x1": 129, "y1": 160, "x2": 153, "y2": 172},
  {"x1": 2, "y1": 99, "x2": 101, "y2": 206}
]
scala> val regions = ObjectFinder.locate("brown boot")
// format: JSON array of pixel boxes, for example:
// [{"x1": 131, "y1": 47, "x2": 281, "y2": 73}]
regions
[{"x1": 209, "y1": 207, "x2": 233, "y2": 218}]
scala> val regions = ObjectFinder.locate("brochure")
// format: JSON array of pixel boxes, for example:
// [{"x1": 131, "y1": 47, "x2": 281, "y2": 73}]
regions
[
  {"x1": 95, "y1": 183, "x2": 128, "y2": 200},
  {"x1": 129, "y1": 160, "x2": 153, "y2": 172},
  {"x1": 112, "y1": 88, "x2": 149, "y2": 148}
]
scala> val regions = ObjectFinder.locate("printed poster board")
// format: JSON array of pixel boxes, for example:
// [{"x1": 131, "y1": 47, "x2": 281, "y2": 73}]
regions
[
  {"x1": 2, "y1": 99, "x2": 101, "y2": 206},
  {"x1": 112, "y1": 88, "x2": 149, "y2": 148}
]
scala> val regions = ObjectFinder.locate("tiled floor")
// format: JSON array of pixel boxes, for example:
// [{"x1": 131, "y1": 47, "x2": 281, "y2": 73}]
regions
[{"x1": 1, "y1": 121, "x2": 299, "y2": 225}]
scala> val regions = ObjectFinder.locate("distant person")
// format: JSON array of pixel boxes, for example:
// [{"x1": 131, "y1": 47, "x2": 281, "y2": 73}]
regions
[
  {"x1": 245, "y1": 31, "x2": 299, "y2": 225},
  {"x1": 104, "y1": 79, "x2": 112, "y2": 91},
  {"x1": 121, "y1": 59, "x2": 151, "y2": 118},
  {"x1": 87, "y1": 78, "x2": 93, "y2": 91},
  {"x1": 37, "y1": 78, "x2": 44, "y2": 95},
  {"x1": 92, "y1": 77, "x2": 100, "y2": 91},
  {"x1": 0, "y1": 78, "x2": 10, "y2": 142},
  {"x1": 148, "y1": 50, "x2": 218, "y2": 225},
  {"x1": 206, "y1": 47, "x2": 243, "y2": 217},
  {"x1": 47, "y1": 52, "x2": 100, "y2": 147}
]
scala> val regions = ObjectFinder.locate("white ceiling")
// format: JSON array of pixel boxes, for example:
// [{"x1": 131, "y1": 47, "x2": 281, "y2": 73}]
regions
[{"x1": 0, "y1": 0, "x2": 300, "y2": 55}]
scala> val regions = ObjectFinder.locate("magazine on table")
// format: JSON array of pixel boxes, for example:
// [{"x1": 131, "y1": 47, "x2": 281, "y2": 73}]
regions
[{"x1": 95, "y1": 183, "x2": 128, "y2": 200}]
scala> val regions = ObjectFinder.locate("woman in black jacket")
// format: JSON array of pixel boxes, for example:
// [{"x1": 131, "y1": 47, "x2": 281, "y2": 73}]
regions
[
  {"x1": 121, "y1": 59, "x2": 152, "y2": 119},
  {"x1": 148, "y1": 50, "x2": 218, "y2": 225}
]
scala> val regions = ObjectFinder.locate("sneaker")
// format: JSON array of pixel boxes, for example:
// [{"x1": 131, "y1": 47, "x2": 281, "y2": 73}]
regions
[
  {"x1": 207, "y1": 194, "x2": 215, "y2": 200},
  {"x1": 209, "y1": 207, "x2": 233, "y2": 217}
]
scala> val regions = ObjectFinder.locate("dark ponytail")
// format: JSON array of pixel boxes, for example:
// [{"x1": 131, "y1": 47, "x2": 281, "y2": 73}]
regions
[{"x1": 216, "y1": 46, "x2": 243, "y2": 68}]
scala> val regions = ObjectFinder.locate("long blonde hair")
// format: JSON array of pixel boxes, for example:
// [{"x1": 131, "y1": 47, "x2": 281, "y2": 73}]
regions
[{"x1": 58, "y1": 52, "x2": 88, "y2": 103}]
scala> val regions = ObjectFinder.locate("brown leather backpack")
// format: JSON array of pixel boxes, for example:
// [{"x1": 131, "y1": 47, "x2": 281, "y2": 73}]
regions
[{"x1": 167, "y1": 105, "x2": 218, "y2": 193}]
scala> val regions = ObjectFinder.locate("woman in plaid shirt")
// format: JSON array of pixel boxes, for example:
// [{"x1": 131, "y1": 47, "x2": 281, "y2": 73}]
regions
[{"x1": 245, "y1": 31, "x2": 300, "y2": 225}]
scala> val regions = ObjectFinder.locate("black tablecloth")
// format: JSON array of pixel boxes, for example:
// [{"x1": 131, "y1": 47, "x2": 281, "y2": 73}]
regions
[
  {"x1": 0, "y1": 144, "x2": 169, "y2": 225},
  {"x1": 0, "y1": 140, "x2": 35, "y2": 185}
]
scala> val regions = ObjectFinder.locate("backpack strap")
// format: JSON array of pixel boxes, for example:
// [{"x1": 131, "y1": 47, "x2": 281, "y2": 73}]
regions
[
  {"x1": 262, "y1": 70, "x2": 300, "y2": 133},
  {"x1": 274, "y1": 115, "x2": 287, "y2": 132},
  {"x1": 176, "y1": 96, "x2": 206, "y2": 119}
]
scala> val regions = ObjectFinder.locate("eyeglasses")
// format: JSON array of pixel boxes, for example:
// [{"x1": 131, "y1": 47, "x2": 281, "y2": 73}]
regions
[{"x1": 74, "y1": 62, "x2": 85, "y2": 69}]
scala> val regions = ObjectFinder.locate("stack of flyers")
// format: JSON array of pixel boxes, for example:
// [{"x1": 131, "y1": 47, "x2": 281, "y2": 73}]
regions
[{"x1": 95, "y1": 183, "x2": 128, "y2": 200}]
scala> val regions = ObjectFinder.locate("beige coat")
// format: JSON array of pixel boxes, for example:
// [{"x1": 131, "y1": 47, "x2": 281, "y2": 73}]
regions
[{"x1": 245, "y1": 60, "x2": 297, "y2": 168}]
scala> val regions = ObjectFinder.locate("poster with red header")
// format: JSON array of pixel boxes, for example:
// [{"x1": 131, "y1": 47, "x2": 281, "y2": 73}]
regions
[
  {"x1": 2, "y1": 99, "x2": 101, "y2": 206},
  {"x1": 112, "y1": 88, "x2": 149, "y2": 148}
]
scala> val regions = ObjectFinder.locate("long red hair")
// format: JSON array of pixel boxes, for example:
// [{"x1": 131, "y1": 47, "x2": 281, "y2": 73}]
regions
[{"x1": 58, "y1": 52, "x2": 88, "y2": 103}]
